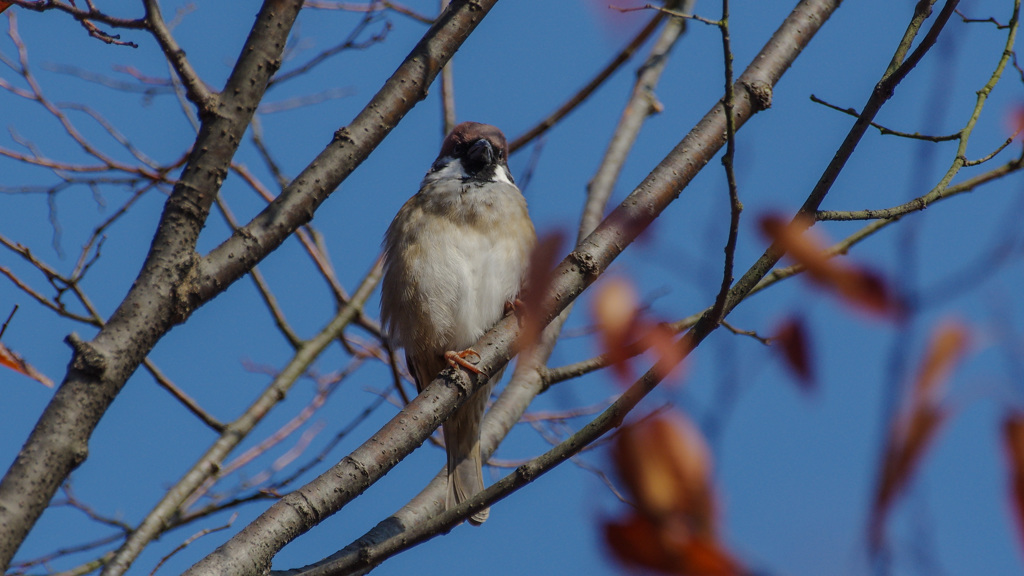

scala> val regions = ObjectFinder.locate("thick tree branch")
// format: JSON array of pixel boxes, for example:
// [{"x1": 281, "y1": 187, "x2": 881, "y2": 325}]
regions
[
  {"x1": 721, "y1": 0, "x2": 958, "y2": 317},
  {"x1": 183, "y1": 2, "x2": 840, "y2": 575},
  {"x1": 581, "y1": 1, "x2": 692, "y2": 241},
  {"x1": 0, "y1": 0, "x2": 303, "y2": 569},
  {"x1": 195, "y1": 0, "x2": 500, "y2": 303},
  {"x1": 289, "y1": 337, "x2": 696, "y2": 576},
  {"x1": 1, "y1": 0, "x2": 497, "y2": 569},
  {"x1": 98, "y1": 262, "x2": 381, "y2": 576},
  {"x1": 283, "y1": 8, "x2": 699, "y2": 573}
]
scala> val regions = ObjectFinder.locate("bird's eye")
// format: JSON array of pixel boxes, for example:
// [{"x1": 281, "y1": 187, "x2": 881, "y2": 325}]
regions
[{"x1": 452, "y1": 143, "x2": 464, "y2": 156}]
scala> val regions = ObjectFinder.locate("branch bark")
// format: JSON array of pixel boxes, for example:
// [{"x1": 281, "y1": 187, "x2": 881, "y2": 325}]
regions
[
  {"x1": 0, "y1": 0, "x2": 501, "y2": 569},
  {"x1": 0, "y1": 1, "x2": 303, "y2": 569},
  {"x1": 194, "y1": 0, "x2": 500, "y2": 302},
  {"x1": 285, "y1": 5, "x2": 698, "y2": 573},
  {"x1": 182, "y1": 1, "x2": 841, "y2": 574}
]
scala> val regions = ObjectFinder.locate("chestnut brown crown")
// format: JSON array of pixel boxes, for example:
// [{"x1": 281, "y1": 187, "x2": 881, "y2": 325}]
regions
[{"x1": 432, "y1": 122, "x2": 510, "y2": 176}]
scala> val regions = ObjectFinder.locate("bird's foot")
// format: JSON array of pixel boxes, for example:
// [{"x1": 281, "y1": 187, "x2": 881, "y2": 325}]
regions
[
  {"x1": 504, "y1": 298, "x2": 527, "y2": 328},
  {"x1": 503, "y1": 298, "x2": 524, "y2": 316},
  {"x1": 445, "y1": 349, "x2": 485, "y2": 375}
]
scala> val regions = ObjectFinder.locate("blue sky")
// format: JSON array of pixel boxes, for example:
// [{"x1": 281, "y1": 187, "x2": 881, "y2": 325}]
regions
[{"x1": 2, "y1": 1, "x2": 1024, "y2": 575}]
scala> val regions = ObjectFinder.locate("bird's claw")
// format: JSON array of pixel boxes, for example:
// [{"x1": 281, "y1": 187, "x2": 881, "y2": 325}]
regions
[
  {"x1": 445, "y1": 349, "x2": 485, "y2": 375},
  {"x1": 503, "y1": 298, "x2": 523, "y2": 316},
  {"x1": 504, "y1": 298, "x2": 527, "y2": 328}
]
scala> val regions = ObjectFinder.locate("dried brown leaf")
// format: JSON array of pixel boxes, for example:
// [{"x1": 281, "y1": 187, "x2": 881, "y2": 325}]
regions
[
  {"x1": 759, "y1": 214, "x2": 901, "y2": 318},
  {"x1": 773, "y1": 316, "x2": 814, "y2": 391},
  {"x1": 593, "y1": 276, "x2": 641, "y2": 384},
  {"x1": 869, "y1": 406, "x2": 946, "y2": 551},
  {"x1": 645, "y1": 322, "x2": 685, "y2": 384},
  {"x1": 605, "y1": 513, "x2": 743, "y2": 576},
  {"x1": 613, "y1": 412, "x2": 713, "y2": 531},
  {"x1": 868, "y1": 321, "x2": 968, "y2": 552},
  {"x1": 831, "y1": 265, "x2": 903, "y2": 318},
  {"x1": 1002, "y1": 412, "x2": 1024, "y2": 553},
  {"x1": 913, "y1": 321, "x2": 970, "y2": 402},
  {"x1": 519, "y1": 230, "x2": 566, "y2": 357}
]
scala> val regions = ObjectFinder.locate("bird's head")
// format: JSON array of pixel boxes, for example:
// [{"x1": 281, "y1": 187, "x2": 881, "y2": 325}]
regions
[{"x1": 429, "y1": 122, "x2": 512, "y2": 184}]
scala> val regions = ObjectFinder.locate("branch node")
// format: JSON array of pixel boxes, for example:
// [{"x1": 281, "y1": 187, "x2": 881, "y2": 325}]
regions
[
  {"x1": 515, "y1": 462, "x2": 536, "y2": 483},
  {"x1": 645, "y1": 90, "x2": 665, "y2": 115},
  {"x1": 333, "y1": 127, "x2": 356, "y2": 144},
  {"x1": 742, "y1": 79, "x2": 773, "y2": 110},
  {"x1": 171, "y1": 253, "x2": 201, "y2": 324},
  {"x1": 65, "y1": 332, "x2": 108, "y2": 377},
  {"x1": 569, "y1": 249, "x2": 599, "y2": 276}
]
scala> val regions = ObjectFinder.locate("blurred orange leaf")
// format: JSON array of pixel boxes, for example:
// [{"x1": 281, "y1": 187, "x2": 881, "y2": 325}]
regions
[
  {"x1": 1009, "y1": 106, "x2": 1024, "y2": 140},
  {"x1": 607, "y1": 412, "x2": 742, "y2": 574},
  {"x1": 0, "y1": 342, "x2": 54, "y2": 387},
  {"x1": 605, "y1": 513, "x2": 742, "y2": 576},
  {"x1": 613, "y1": 412, "x2": 714, "y2": 533},
  {"x1": 868, "y1": 321, "x2": 969, "y2": 552},
  {"x1": 519, "y1": 231, "x2": 566, "y2": 357},
  {"x1": 869, "y1": 405, "x2": 945, "y2": 551},
  {"x1": 773, "y1": 316, "x2": 814, "y2": 392},
  {"x1": 1003, "y1": 412, "x2": 1024, "y2": 552},
  {"x1": 913, "y1": 321, "x2": 969, "y2": 401},
  {"x1": 592, "y1": 277, "x2": 685, "y2": 386},
  {"x1": 759, "y1": 214, "x2": 901, "y2": 318},
  {"x1": 0, "y1": 2, "x2": 11, "y2": 15},
  {"x1": 593, "y1": 276, "x2": 641, "y2": 383},
  {"x1": 646, "y1": 322, "x2": 686, "y2": 383}
]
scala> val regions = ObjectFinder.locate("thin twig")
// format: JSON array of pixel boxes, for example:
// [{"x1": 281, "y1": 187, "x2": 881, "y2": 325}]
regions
[
  {"x1": 759, "y1": 152, "x2": 1024, "y2": 296},
  {"x1": 611, "y1": 3, "x2": 721, "y2": 26},
  {"x1": 101, "y1": 261, "x2": 382, "y2": 576},
  {"x1": 721, "y1": 320, "x2": 771, "y2": 345},
  {"x1": 810, "y1": 94, "x2": 961, "y2": 141},
  {"x1": 214, "y1": 195, "x2": 302, "y2": 348},
  {"x1": 508, "y1": 12, "x2": 664, "y2": 153},
  {"x1": 147, "y1": 513, "x2": 238, "y2": 576},
  {"x1": 709, "y1": 0, "x2": 741, "y2": 324},
  {"x1": 304, "y1": 0, "x2": 435, "y2": 24},
  {"x1": 143, "y1": 359, "x2": 225, "y2": 432},
  {"x1": 142, "y1": 0, "x2": 214, "y2": 111},
  {"x1": 439, "y1": 0, "x2": 456, "y2": 135},
  {"x1": 7, "y1": 0, "x2": 147, "y2": 43},
  {"x1": 0, "y1": 305, "x2": 18, "y2": 340},
  {"x1": 963, "y1": 125, "x2": 1024, "y2": 165},
  {"x1": 8, "y1": 535, "x2": 122, "y2": 575},
  {"x1": 270, "y1": 13, "x2": 390, "y2": 86},
  {"x1": 955, "y1": 7, "x2": 1010, "y2": 28}
]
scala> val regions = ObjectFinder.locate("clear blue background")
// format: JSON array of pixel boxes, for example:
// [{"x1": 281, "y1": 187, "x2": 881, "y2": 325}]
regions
[{"x1": 2, "y1": 1, "x2": 1024, "y2": 575}]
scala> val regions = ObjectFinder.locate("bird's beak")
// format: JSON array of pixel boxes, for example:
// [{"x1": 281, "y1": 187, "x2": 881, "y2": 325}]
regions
[{"x1": 466, "y1": 139, "x2": 495, "y2": 169}]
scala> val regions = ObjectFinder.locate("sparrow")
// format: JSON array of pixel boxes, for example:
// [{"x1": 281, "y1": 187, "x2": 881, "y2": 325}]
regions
[{"x1": 380, "y1": 122, "x2": 535, "y2": 524}]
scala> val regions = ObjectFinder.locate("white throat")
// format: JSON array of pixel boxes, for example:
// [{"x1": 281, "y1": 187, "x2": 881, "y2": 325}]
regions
[{"x1": 423, "y1": 157, "x2": 514, "y2": 187}]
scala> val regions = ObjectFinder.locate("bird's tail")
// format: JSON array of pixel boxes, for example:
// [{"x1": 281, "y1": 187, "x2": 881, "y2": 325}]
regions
[{"x1": 443, "y1": 374, "x2": 497, "y2": 525}]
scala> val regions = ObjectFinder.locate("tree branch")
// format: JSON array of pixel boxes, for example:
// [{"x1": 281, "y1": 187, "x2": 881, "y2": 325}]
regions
[
  {"x1": 183, "y1": 2, "x2": 840, "y2": 575},
  {"x1": 194, "y1": 0, "x2": 500, "y2": 304},
  {"x1": 720, "y1": 0, "x2": 959, "y2": 317},
  {"x1": 98, "y1": 262, "x2": 381, "y2": 576},
  {"x1": 0, "y1": 0, "x2": 304, "y2": 569},
  {"x1": 142, "y1": 0, "x2": 214, "y2": 113},
  {"x1": 279, "y1": 4, "x2": 696, "y2": 573},
  {"x1": 507, "y1": 11, "x2": 666, "y2": 154}
]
